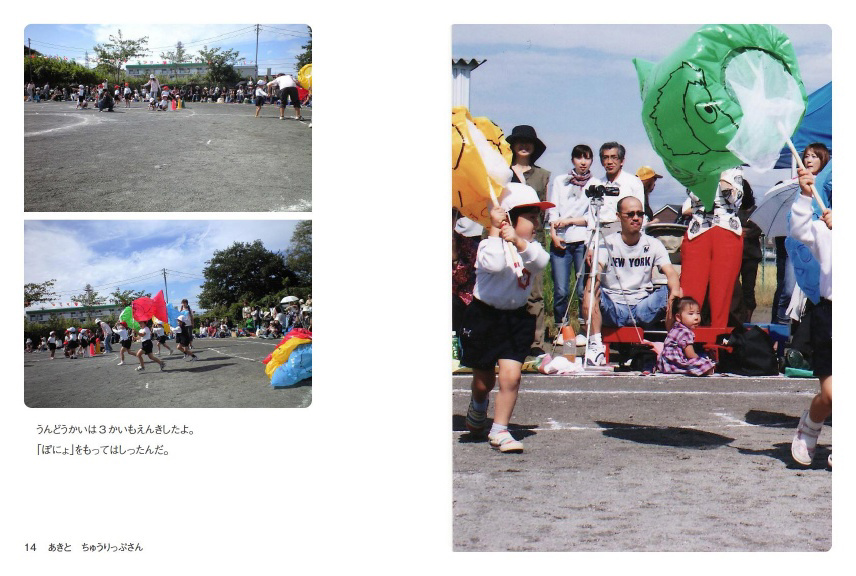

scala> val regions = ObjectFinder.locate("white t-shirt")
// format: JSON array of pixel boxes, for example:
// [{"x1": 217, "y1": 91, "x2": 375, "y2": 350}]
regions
[
  {"x1": 153, "y1": 325, "x2": 165, "y2": 337},
  {"x1": 115, "y1": 327, "x2": 129, "y2": 341},
  {"x1": 271, "y1": 75, "x2": 297, "y2": 89},
  {"x1": 140, "y1": 327, "x2": 152, "y2": 341},
  {"x1": 596, "y1": 232, "x2": 671, "y2": 305},
  {"x1": 591, "y1": 169, "x2": 645, "y2": 224}
]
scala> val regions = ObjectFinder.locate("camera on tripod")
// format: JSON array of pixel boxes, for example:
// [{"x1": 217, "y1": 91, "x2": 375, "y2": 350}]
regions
[{"x1": 585, "y1": 184, "x2": 620, "y2": 199}]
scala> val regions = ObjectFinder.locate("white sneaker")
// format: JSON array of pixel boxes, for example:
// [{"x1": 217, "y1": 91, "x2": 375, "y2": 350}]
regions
[
  {"x1": 791, "y1": 410, "x2": 821, "y2": 466},
  {"x1": 135, "y1": 366, "x2": 144, "y2": 372},
  {"x1": 117, "y1": 361, "x2": 125, "y2": 366},
  {"x1": 585, "y1": 343, "x2": 606, "y2": 367},
  {"x1": 575, "y1": 334, "x2": 588, "y2": 347},
  {"x1": 488, "y1": 430, "x2": 524, "y2": 453}
]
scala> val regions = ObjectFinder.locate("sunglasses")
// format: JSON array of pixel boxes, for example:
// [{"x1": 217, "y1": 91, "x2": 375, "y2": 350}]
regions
[{"x1": 621, "y1": 211, "x2": 645, "y2": 218}]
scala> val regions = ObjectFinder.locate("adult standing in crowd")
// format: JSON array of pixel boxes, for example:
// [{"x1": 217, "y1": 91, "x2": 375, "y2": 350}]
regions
[
  {"x1": 267, "y1": 73, "x2": 303, "y2": 121},
  {"x1": 506, "y1": 125, "x2": 551, "y2": 356},
  {"x1": 96, "y1": 318, "x2": 113, "y2": 353},
  {"x1": 731, "y1": 181, "x2": 762, "y2": 324},
  {"x1": 546, "y1": 144, "x2": 593, "y2": 334},
  {"x1": 590, "y1": 142, "x2": 645, "y2": 237},
  {"x1": 636, "y1": 165, "x2": 663, "y2": 224}
]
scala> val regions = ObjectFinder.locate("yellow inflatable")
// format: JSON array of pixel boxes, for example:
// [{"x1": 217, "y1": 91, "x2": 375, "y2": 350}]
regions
[
  {"x1": 298, "y1": 63, "x2": 312, "y2": 90},
  {"x1": 265, "y1": 337, "x2": 312, "y2": 379},
  {"x1": 451, "y1": 107, "x2": 512, "y2": 227}
]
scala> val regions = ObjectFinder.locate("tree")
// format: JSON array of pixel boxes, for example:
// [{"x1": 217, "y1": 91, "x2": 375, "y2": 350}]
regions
[
  {"x1": 72, "y1": 284, "x2": 103, "y2": 323},
  {"x1": 197, "y1": 45, "x2": 242, "y2": 85},
  {"x1": 285, "y1": 221, "x2": 312, "y2": 286},
  {"x1": 198, "y1": 241, "x2": 296, "y2": 310},
  {"x1": 92, "y1": 29, "x2": 149, "y2": 85},
  {"x1": 295, "y1": 29, "x2": 312, "y2": 75},
  {"x1": 109, "y1": 288, "x2": 151, "y2": 309},
  {"x1": 24, "y1": 279, "x2": 56, "y2": 307},
  {"x1": 160, "y1": 41, "x2": 188, "y2": 80}
]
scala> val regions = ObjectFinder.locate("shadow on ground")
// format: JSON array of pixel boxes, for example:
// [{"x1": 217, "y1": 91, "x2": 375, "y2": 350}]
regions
[{"x1": 595, "y1": 420, "x2": 734, "y2": 449}]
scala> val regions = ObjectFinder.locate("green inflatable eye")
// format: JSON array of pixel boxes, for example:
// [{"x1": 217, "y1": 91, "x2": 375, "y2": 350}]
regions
[{"x1": 695, "y1": 101, "x2": 718, "y2": 124}]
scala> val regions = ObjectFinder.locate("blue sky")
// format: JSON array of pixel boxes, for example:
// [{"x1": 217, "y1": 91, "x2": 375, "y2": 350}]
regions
[
  {"x1": 24, "y1": 23, "x2": 310, "y2": 76},
  {"x1": 453, "y1": 24, "x2": 832, "y2": 210},
  {"x1": 24, "y1": 220, "x2": 302, "y2": 312}
]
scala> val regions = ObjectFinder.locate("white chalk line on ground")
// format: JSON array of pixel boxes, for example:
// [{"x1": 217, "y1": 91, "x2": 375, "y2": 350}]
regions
[
  {"x1": 200, "y1": 338, "x2": 280, "y2": 363},
  {"x1": 453, "y1": 387, "x2": 815, "y2": 397},
  {"x1": 24, "y1": 112, "x2": 92, "y2": 137}
]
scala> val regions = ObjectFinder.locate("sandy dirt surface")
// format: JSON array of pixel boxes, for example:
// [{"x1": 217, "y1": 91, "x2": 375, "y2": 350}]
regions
[
  {"x1": 24, "y1": 336, "x2": 311, "y2": 408},
  {"x1": 24, "y1": 100, "x2": 311, "y2": 212},
  {"x1": 453, "y1": 372, "x2": 830, "y2": 551}
]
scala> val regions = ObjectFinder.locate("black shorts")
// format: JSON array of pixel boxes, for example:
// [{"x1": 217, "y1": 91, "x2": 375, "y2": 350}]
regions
[
  {"x1": 121, "y1": 339, "x2": 132, "y2": 350},
  {"x1": 280, "y1": 86, "x2": 299, "y2": 107},
  {"x1": 80, "y1": 338, "x2": 89, "y2": 347},
  {"x1": 48, "y1": 343, "x2": 56, "y2": 351},
  {"x1": 459, "y1": 298, "x2": 535, "y2": 370},
  {"x1": 255, "y1": 96, "x2": 265, "y2": 106},
  {"x1": 142, "y1": 340, "x2": 154, "y2": 355},
  {"x1": 811, "y1": 298, "x2": 832, "y2": 376},
  {"x1": 157, "y1": 335, "x2": 167, "y2": 344}
]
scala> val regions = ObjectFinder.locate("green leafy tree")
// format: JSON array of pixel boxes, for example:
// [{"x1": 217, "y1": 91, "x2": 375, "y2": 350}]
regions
[
  {"x1": 160, "y1": 41, "x2": 188, "y2": 80},
  {"x1": 109, "y1": 288, "x2": 151, "y2": 309},
  {"x1": 24, "y1": 279, "x2": 57, "y2": 307},
  {"x1": 92, "y1": 29, "x2": 149, "y2": 85},
  {"x1": 71, "y1": 284, "x2": 103, "y2": 323},
  {"x1": 198, "y1": 241, "x2": 296, "y2": 310},
  {"x1": 23, "y1": 56, "x2": 100, "y2": 88},
  {"x1": 197, "y1": 45, "x2": 242, "y2": 85},
  {"x1": 295, "y1": 29, "x2": 312, "y2": 74},
  {"x1": 285, "y1": 221, "x2": 312, "y2": 286}
]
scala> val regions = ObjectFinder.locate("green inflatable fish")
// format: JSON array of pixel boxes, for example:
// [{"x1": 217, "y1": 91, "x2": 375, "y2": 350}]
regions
[{"x1": 634, "y1": 24, "x2": 807, "y2": 209}]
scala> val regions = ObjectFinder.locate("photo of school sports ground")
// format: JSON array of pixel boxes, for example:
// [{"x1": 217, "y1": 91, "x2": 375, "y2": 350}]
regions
[
  {"x1": 24, "y1": 337, "x2": 311, "y2": 408},
  {"x1": 452, "y1": 372, "x2": 830, "y2": 552},
  {"x1": 24, "y1": 100, "x2": 311, "y2": 212}
]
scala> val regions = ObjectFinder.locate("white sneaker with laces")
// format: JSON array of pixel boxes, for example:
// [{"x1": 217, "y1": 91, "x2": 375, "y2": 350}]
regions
[
  {"x1": 575, "y1": 334, "x2": 588, "y2": 347},
  {"x1": 585, "y1": 343, "x2": 606, "y2": 367},
  {"x1": 791, "y1": 410, "x2": 821, "y2": 466}
]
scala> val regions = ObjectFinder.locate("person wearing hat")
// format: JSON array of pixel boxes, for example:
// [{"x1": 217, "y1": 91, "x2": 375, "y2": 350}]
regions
[
  {"x1": 253, "y1": 79, "x2": 269, "y2": 118},
  {"x1": 636, "y1": 165, "x2": 663, "y2": 223},
  {"x1": 141, "y1": 74, "x2": 160, "y2": 105},
  {"x1": 114, "y1": 321, "x2": 133, "y2": 365},
  {"x1": 76, "y1": 84, "x2": 87, "y2": 109},
  {"x1": 581, "y1": 195, "x2": 680, "y2": 367},
  {"x1": 47, "y1": 331, "x2": 58, "y2": 359},
  {"x1": 459, "y1": 182, "x2": 554, "y2": 453},
  {"x1": 506, "y1": 125, "x2": 552, "y2": 356},
  {"x1": 123, "y1": 82, "x2": 132, "y2": 108}
]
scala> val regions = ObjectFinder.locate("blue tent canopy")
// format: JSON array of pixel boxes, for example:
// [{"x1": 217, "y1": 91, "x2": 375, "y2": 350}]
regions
[{"x1": 775, "y1": 82, "x2": 831, "y2": 168}]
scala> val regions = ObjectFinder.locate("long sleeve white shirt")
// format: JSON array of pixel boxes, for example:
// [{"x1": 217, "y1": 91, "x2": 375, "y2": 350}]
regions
[
  {"x1": 789, "y1": 194, "x2": 831, "y2": 300},
  {"x1": 472, "y1": 237, "x2": 549, "y2": 310}
]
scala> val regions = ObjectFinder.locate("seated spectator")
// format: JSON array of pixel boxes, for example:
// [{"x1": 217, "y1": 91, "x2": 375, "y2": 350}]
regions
[{"x1": 581, "y1": 196, "x2": 680, "y2": 366}]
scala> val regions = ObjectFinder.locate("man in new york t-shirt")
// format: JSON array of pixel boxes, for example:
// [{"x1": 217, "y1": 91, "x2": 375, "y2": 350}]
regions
[{"x1": 582, "y1": 196, "x2": 680, "y2": 366}]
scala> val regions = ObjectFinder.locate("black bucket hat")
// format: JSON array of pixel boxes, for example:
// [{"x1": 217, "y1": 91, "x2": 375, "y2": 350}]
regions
[{"x1": 506, "y1": 125, "x2": 547, "y2": 163}]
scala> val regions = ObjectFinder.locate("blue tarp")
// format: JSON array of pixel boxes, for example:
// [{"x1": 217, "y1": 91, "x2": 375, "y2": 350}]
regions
[{"x1": 775, "y1": 82, "x2": 831, "y2": 169}]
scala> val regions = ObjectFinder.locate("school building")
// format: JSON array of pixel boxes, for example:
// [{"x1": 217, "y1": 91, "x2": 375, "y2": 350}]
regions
[
  {"x1": 125, "y1": 62, "x2": 263, "y2": 81},
  {"x1": 25, "y1": 303, "x2": 124, "y2": 324}
]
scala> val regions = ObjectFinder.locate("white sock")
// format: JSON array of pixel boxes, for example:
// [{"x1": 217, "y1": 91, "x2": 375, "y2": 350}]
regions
[
  {"x1": 805, "y1": 414, "x2": 824, "y2": 431},
  {"x1": 589, "y1": 332, "x2": 602, "y2": 347},
  {"x1": 489, "y1": 423, "x2": 508, "y2": 437}
]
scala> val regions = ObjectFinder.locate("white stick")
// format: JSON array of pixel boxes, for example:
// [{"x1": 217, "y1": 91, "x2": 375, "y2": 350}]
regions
[
  {"x1": 778, "y1": 123, "x2": 827, "y2": 211},
  {"x1": 487, "y1": 176, "x2": 524, "y2": 278}
]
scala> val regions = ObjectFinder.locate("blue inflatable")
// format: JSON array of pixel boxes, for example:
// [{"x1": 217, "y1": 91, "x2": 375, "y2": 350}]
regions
[
  {"x1": 270, "y1": 343, "x2": 312, "y2": 388},
  {"x1": 786, "y1": 158, "x2": 831, "y2": 305}
]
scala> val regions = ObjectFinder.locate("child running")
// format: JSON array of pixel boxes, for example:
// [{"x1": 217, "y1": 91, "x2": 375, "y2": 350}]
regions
[
  {"x1": 136, "y1": 320, "x2": 166, "y2": 372},
  {"x1": 115, "y1": 321, "x2": 132, "y2": 365},
  {"x1": 123, "y1": 83, "x2": 132, "y2": 108},
  {"x1": 656, "y1": 297, "x2": 715, "y2": 376},
  {"x1": 65, "y1": 327, "x2": 78, "y2": 359},
  {"x1": 790, "y1": 167, "x2": 833, "y2": 468},
  {"x1": 459, "y1": 183, "x2": 553, "y2": 453},
  {"x1": 47, "y1": 332, "x2": 57, "y2": 359},
  {"x1": 78, "y1": 328, "x2": 90, "y2": 358},
  {"x1": 174, "y1": 315, "x2": 198, "y2": 361},
  {"x1": 153, "y1": 319, "x2": 172, "y2": 356}
]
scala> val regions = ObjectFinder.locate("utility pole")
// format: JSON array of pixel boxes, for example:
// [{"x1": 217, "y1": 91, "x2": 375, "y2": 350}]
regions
[
  {"x1": 162, "y1": 269, "x2": 169, "y2": 305},
  {"x1": 255, "y1": 24, "x2": 260, "y2": 80}
]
